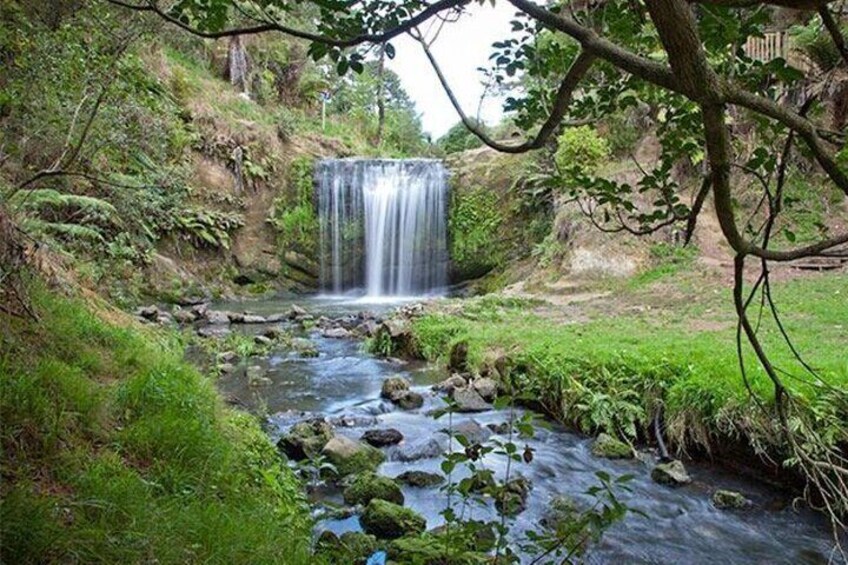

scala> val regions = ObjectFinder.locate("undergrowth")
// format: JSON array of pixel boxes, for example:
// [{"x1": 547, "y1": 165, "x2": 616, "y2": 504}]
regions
[{"x1": 0, "y1": 280, "x2": 312, "y2": 564}]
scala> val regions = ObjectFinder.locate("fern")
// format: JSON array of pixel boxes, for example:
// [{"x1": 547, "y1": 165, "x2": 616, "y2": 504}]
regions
[{"x1": 21, "y1": 218, "x2": 104, "y2": 242}]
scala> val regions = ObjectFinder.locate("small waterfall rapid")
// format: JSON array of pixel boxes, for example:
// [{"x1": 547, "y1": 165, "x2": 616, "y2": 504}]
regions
[{"x1": 317, "y1": 159, "x2": 448, "y2": 297}]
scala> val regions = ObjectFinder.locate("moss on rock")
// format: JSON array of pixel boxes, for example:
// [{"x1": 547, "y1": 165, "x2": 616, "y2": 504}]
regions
[
  {"x1": 590, "y1": 433, "x2": 633, "y2": 459},
  {"x1": 343, "y1": 472, "x2": 404, "y2": 506},
  {"x1": 360, "y1": 499, "x2": 426, "y2": 540}
]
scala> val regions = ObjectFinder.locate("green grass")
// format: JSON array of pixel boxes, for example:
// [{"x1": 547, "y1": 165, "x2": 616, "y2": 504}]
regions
[
  {"x1": 0, "y1": 281, "x2": 312, "y2": 564},
  {"x1": 405, "y1": 273, "x2": 847, "y2": 455}
]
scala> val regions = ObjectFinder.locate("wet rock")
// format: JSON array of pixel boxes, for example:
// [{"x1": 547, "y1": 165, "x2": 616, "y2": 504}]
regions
[
  {"x1": 322, "y1": 435, "x2": 386, "y2": 476},
  {"x1": 218, "y1": 363, "x2": 235, "y2": 375},
  {"x1": 472, "y1": 377, "x2": 498, "y2": 402},
  {"x1": 448, "y1": 340, "x2": 469, "y2": 372},
  {"x1": 591, "y1": 433, "x2": 633, "y2": 459},
  {"x1": 315, "y1": 531, "x2": 378, "y2": 565},
  {"x1": 155, "y1": 313, "x2": 173, "y2": 325},
  {"x1": 247, "y1": 366, "x2": 271, "y2": 387},
  {"x1": 361, "y1": 428, "x2": 404, "y2": 447},
  {"x1": 205, "y1": 310, "x2": 231, "y2": 325},
  {"x1": 323, "y1": 327, "x2": 351, "y2": 339},
  {"x1": 355, "y1": 319, "x2": 379, "y2": 337},
  {"x1": 265, "y1": 313, "x2": 285, "y2": 323},
  {"x1": 446, "y1": 419, "x2": 491, "y2": 445},
  {"x1": 254, "y1": 335, "x2": 273, "y2": 346},
  {"x1": 172, "y1": 308, "x2": 197, "y2": 324},
  {"x1": 360, "y1": 499, "x2": 426, "y2": 540},
  {"x1": 329, "y1": 414, "x2": 379, "y2": 428},
  {"x1": 288, "y1": 304, "x2": 308, "y2": 319},
  {"x1": 652, "y1": 460, "x2": 692, "y2": 486},
  {"x1": 393, "y1": 390, "x2": 424, "y2": 410},
  {"x1": 394, "y1": 437, "x2": 445, "y2": 462},
  {"x1": 487, "y1": 422, "x2": 511, "y2": 435},
  {"x1": 277, "y1": 418, "x2": 334, "y2": 461},
  {"x1": 712, "y1": 489, "x2": 752, "y2": 510},
  {"x1": 343, "y1": 472, "x2": 404, "y2": 506},
  {"x1": 381, "y1": 376, "x2": 411, "y2": 399},
  {"x1": 291, "y1": 337, "x2": 318, "y2": 358},
  {"x1": 432, "y1": 374, "x2": 467, "y2": 393},
  {"x1": 495, "y1": 476, "x2": 532, "y2": 516},
  {"x1": 387, "y1": 530, "x2": 489, "y2": 563},
  {"x1": 451, "y1": 387, "x2": 491, "y2": 413},
  {"x1": 240, "y1": 314, "x2": 267, "y2": 324},
  {"x1": 196, "y1": 325, "x2": 230, "y2": 338},
  {"x1": 375, "y1": 319, "x2": 415, "y2": 357},
  {"x1": 189, "y1": 303, "x2": 209, "y2": 318},
  {"x1": 394, "y1": 471, "x2": 444, "y2": 488},
  {"x1": 540, "y1": 495, "x2": 579, "y2": 531}
]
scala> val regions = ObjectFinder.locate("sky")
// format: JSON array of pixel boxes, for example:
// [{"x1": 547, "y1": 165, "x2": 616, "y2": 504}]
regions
[{"x1": 386, "y1": 2, "x2": 516, "y2": 139}]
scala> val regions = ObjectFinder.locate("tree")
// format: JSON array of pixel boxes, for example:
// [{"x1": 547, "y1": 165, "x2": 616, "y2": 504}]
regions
[{"x1": 109, "y1": 0, "x2": 848, "y2": 537}]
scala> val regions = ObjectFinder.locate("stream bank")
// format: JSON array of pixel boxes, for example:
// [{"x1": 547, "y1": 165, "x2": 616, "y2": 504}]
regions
[{"x1": 183, "y1": 293, "x2": 837, "y2": 564}]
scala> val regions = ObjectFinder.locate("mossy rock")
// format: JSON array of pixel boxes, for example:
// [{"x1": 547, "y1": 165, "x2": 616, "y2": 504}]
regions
[
  {"x1": 590, "y1": 433, "x2": 633, "y2": 459},
  {"x1": 651, "y1": 460, "x2": 691, "y2": 486},
  {"x1": 322, "y1": 435, "x2": 386, "y2": 477},
  {"x1": 360, "y1": 499, "x2": 426, "y2": 540},
  {"x1": 315, "y1": 530, "x2": 379, "y2": 565},
  {"x1": 344, "y1": 472, "x2": 405, "y2": 506},
  {"x1": 712, "y1": 489, "x2": 752, "y2": 510},
  {"x1": 277, "y1": 418, "x2": 333, "y2": 461},
  {"x1": 381, "y1": 376, "x2": 411, "y2": 399},
  {"x1": 395, "y1": 470, "x2": 445, "y2": 488}
]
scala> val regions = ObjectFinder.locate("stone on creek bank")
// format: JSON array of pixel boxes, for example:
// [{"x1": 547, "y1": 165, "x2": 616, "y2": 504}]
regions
[
  {"x1": 361, "y1": 428, "x2": 404, "y2": 447},
  {"x1": 172, "y1": 308, "x2": 197, "y2": 324},
  {"x1": 451, "y1": 387, "x2": 492, "y2": 413},
  {"x1": 651, "y1": 460, "x2": 692, "y2": 486},
  {"x1": 204, "y1": 310, "x2": 231, "y2": 325},
  {"x1": 472, "y1": 377, "x2": 498, "y2": 403},
  {"x1": 277, "y1": 418, "x2": 334, "y2": 461},
  {"x1": 343, "y1": 472, "x2": 404, "y2": 506},
  {"x1": 432, "y1": 374, "x2": 467, "y2": 394},
  {"x1": 394, "y1": 470, "x2": 445, "y2": 488},
  {"x1": 360, "y1": 499, "x2": 426, "y2": 540},
  {"x1": 196, "y1": 325, "x2": 230, "y2": 338},
  {"x1": 591, "y1": 433, "x2": 633, "y2": 459},
  {"x1": 315, "y1": 531, "x2": 378, "y2": 565},
  {"x1": 448, "y1": 340, "x2": 469, "y2": 372},
  {"x1": 712, "y1": 489, "x2": 752, "y2": 510},
  {"x1": 322, "y1": 435, "x2": 386, "y2": 477}
]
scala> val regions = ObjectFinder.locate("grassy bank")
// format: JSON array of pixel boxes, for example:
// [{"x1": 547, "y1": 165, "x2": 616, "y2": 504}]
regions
[
  {"x1": 0, "y1": 280, "x2": 312, "y2": 563},
  {"x1": 398, "y1": 272, "x2": 847, "y2": 465}
]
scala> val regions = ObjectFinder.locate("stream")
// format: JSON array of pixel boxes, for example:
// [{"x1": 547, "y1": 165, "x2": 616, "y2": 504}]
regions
[{"x1": 209, "y1": 294, "x2": 836, "y2": 564}]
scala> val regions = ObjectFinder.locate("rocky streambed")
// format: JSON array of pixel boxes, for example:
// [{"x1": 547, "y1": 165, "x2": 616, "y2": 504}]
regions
[{"x1": 164, "y1": 295, "x2": 835, "y2": 563}]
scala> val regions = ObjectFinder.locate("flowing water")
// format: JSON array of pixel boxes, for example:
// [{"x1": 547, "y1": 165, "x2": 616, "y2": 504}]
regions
[
  {"x1": 212, "y1": 295, "x2": 838, "y2": 564},
  {"x1": 316, "y1": 159, "x2": 448, "y2": 297}
]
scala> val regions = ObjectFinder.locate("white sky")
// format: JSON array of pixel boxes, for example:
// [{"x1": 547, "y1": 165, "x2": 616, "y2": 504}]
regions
[{"x1": 386, "y1": 2, "x2": 516, "y2": 139}]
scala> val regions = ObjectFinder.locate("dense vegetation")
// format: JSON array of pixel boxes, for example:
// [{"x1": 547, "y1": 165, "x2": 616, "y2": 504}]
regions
[{"x1": 0, "y1": 278, "x2": 312, "y2": 563}]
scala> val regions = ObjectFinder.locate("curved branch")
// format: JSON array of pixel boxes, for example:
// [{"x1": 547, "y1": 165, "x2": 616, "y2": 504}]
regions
[
  {"x1": 819, "y1": 5, "x2": 848, "y2": 68},
  {"x1": 108, "y1": 0, "x2": 469, "y2": 46},
  {"x1": 414, "y1": 32, "x2": 595, "y2": 153}
]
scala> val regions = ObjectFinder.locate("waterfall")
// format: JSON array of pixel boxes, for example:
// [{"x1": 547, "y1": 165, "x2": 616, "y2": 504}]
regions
[
  {"x1": 317, "y1": 159, "x2": 448, "y2": 297},
  {"x1": 227, "y1": 36, "x2": 249, "y2": 94}
]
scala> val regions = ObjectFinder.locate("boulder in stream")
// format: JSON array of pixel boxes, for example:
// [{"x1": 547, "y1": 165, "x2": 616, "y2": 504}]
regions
[
  {"x1": 322, "y1": 435, "x2": 386, "y2": 476},
  {"x1": 451, "y1": 387, "x2": 491, "y2": 413},
  {"x1": 277, "y1": 418, "x2": 334, "y2": 461},
  {"x1": 712, "y1": 489, "x2": 752, "y2": 510},
  {"x1": 205, "y1": 310, "x2": 231, "y2": 325},
  {"x1": 394, "y1": 471, "x2": 444, "y2": 488},
  {"x1": 343, "y1": 472, "x2": 404, "y2": 506},
  {"x1": 291, "y1": 337, "x2": 319, "y2": 358},
  {"x1": 651, "y1": 460, "x2": 692, "y2": 486},
  {"x1": 445, "y1": 419, "x2": 491, "y2": 445},
  {"x1": 495, "y1": 476, "x2": 532, "y2": 516},
  {"x1": 323, "y1": 327, "x2": 351, "y2": 339},
  {"x1": 591, "y1": 433, "x2": 633, "y2": 459},
  {"x1": 361, "y1": 428, "x2": 404, "y2": 447},
  {"x1": 394, "y1": 437, "x2": 446, "y2": 462},
  {"x1": 392, "y1": 390, "x2": 424, "y2": 410},
  {"x1": 360, "y1": 499, "x2": 426, "y2": 540},
  {"x1": 381, "y1": 376, "x2": 410, "y2": 399}
]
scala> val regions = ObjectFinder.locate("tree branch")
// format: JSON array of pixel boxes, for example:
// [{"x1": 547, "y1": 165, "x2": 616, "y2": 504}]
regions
[
  {"x1": 414, "y1": 31, "x2": 595, "y2": 153},
  {"x1": 819, "y1": 4, "x2": 848, "y2": 67}
]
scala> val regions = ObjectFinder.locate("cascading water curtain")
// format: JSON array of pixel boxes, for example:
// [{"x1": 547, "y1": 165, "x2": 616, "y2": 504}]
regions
[{"x1": 317, "y1": 159, "x2": 448, "y2": 297}]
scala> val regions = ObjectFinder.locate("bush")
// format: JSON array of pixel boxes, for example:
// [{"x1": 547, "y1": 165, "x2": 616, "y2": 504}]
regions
[{"x1": 554, "y1": 126, "x2": 611, "y2": 187}]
